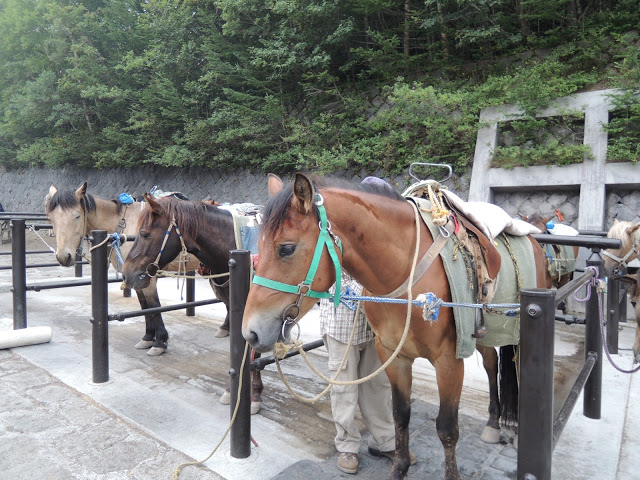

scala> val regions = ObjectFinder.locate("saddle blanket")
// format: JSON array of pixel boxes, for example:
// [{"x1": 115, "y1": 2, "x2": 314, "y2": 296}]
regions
[
  {"x1": 441, "y1": 189, "x2": 541, "y2": 239},
  {"x1": 413, "y1": 197, "x2": 538, "y2": 358}
]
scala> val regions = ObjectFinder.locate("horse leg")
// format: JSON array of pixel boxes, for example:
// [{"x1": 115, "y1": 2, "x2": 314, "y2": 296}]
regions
[
  {"x1": 633, "y1": 303, "x2": 640, "y2": 363},
  {"x1": 378, "y1": 351, "x2": 413, "y2": 480},
  {"x1": 433, "y1": 355, "x2": 463, "y2": 480},
  {"x1": 143, "y1": 279, "x2": 169, "y2": 356},
  {"x1": 134, "y1": 288, "x2": 155, "y2": 350},
  {"x1": 251, "y1": 350, "x2": 263, "y2": 414},
  {"x1": 210, "y1": 279, "x2": 230, "y2": 338},
  {"x1": 476, "y1": 345, "x2": 501, "y2": 444}
]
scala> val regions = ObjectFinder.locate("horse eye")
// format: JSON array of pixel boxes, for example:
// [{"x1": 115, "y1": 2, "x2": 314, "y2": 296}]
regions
[
  {"x1": 74, "y1": 215, "x2": 81, "y2": 220},
  {"x1": 278, "y1": 244, "x2": 296, "y2": 257},
  {"x1": 140, "y1": 230, "x2": 150, "y2": 239}
]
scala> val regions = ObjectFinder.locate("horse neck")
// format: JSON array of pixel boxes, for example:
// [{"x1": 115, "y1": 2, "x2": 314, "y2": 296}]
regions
[
  {"x1": 86, "y1": 197, "x2": 124, "y2": 234},
  {"x1": 186, "y1": 207, "x2": 236, "y2": 273},
  {"x1": 323, "y1": 190, "x2": 429, "y2": 296}
]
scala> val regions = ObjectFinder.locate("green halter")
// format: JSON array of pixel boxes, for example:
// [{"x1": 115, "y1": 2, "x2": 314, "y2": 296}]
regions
[{"x1": 252, "y1": 193, "x2": 343, "y2": 316}]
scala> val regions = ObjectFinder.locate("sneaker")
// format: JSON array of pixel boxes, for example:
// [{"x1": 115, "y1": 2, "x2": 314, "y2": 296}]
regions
[
  {"x1": 368, "y1": 446, "x2": 417, "y2": 465},
  {"x1": 337, "y1": 452, "x2": 359, "y2": 474}
]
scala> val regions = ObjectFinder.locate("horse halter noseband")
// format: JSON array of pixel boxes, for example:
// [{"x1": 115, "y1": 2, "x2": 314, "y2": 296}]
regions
[
  {"x1": 602, "y1": 240, "x2": 640, "y2": 270},
  {"x1": 145, "y1": 216, "x2": 188, "y2": 277},
  {"x1": 252, "y1": 193, "x2": 343, "y2": 333}
]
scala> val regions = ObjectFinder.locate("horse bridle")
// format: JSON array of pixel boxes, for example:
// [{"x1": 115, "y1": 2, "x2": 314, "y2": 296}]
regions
[
  {"x1": 601, "y1": 240, "x2": 640, "y2": 270},
  {"x1": 252, "y1": 193, "x2": 343, "y2": 337},
  {"x1": 145, "y1": 216, "x2": 189, "y2": 278}
]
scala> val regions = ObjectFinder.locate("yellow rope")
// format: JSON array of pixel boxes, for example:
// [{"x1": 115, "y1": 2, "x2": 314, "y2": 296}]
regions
[
  {"x1": 171, "y1": 342, "x2": 250, "y2": 480},
  {"x1": 425, "y1": 182, "x2": 450, "y2": 226},
  {"x1": 273, "y1": 200, "x2": 423, "y2": 393}
]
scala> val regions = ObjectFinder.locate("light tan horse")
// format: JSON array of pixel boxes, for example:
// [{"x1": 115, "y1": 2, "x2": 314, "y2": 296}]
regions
[
  {"x1": 603, "y1": 218, "x2": 640, "y2": 362},
  {"x1": 242, "y1": 173, "x2": 549, "y2": 480},
  {"x1": 45, "y1": 182, "x2": 231, "y2": 355}
]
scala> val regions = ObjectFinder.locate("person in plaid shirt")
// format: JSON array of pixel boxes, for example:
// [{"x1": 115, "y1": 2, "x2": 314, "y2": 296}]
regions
[{"x1": 320, "y1": 270, "x2": 415, "y2": 474}]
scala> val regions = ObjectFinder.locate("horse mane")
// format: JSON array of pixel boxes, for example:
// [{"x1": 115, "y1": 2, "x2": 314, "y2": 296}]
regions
[
  {"x1": 263, "y1": 175, "x2": 405, "y2": 236},
  {"x1": 138, "y1": 196, "x2": 228, "y2": 241},
  {"x1": 45, "y1": 189, "x2": 98, "y2": 214},
  {"x1": 608, "y1": 219, "x2": 634, "y2": 240}
]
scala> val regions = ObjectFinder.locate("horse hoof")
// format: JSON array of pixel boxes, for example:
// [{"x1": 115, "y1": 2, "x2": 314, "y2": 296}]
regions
[
  {"x1": 215, "y1": 327, "x2": 230, "y2": 338},
  {"x1": 251, "y1": 401, "x2": 262, "y2": 415},
  {"x1": 480, "y1": 426, "x2": 501, "y2": 444},
  {"x1": 219, "y1": 391, "x2": 231, "y2": 405},
  {"x1": 135, "y1": 340, "x2": 154, "y2": 349},
  {"x1": 147, "y1": 346, "x2": 166, "y2": 356},
  {"x1": 512, "y1": 435, "x2": 518, "y2": 449}
]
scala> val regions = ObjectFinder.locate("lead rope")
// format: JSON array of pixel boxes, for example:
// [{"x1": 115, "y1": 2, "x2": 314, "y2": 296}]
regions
[
  {"x1": 574, "y1": 267, "x2": 640, "y2": 374},
  {"x1": 171, "y1": 342, "x2": 250, "y2": 480},
  {"x1": 273, "y1": 200, "x2": 423, "y2": 395}
]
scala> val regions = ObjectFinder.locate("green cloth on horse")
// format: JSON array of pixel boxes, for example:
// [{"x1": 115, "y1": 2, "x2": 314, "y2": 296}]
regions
[
  {"x1": 546, "y1": 243, "x2": 576, "y2": 280},
  {"x1": 412, "y1": 197, "x2": 538, "y2": 358}
]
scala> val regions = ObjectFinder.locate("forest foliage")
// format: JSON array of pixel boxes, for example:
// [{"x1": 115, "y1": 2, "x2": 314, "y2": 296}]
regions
[{"x1": 0, "y1": 0, "x2": 638, "y2": 175}]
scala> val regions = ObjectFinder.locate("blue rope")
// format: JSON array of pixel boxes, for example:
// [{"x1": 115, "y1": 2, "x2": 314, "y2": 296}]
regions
[
  {"x1": 334, "y1": 290, "x2": 520, "y2": 321},
  {"x1": 109, "y1": 233, "x2": 125, "y2": 279}
]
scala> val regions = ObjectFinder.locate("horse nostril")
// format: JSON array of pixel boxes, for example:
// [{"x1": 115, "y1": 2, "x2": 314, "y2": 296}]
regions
[{"x1": 247, "y1": 330, "x2": 259, "y2": 345}]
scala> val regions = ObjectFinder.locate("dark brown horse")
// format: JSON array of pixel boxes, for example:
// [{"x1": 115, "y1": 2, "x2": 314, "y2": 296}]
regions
[
  {"x1": 242, "y1": 173, "x2": 549, "y2": 480},
  {"x1": 121, "y1": 194, "x2": 264, "y2": 413}
]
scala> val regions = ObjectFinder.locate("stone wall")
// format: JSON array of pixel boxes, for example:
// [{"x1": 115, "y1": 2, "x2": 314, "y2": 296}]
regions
[{"x1": 0, "y1": 165, "x2": 637, "y2": 231}]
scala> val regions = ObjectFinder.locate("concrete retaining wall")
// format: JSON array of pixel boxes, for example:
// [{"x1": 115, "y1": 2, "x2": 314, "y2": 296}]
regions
[{"x1": 1, "y1": 165, "x2": 638, "y2": 230}]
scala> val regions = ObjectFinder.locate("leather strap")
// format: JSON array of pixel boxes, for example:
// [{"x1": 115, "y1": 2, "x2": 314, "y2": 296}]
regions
[{"x1": 380, "y1": 218, "x2": 454, "y2": 299}]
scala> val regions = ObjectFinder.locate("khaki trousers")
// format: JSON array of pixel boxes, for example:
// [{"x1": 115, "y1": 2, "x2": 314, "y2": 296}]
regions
[{"x1": 324, "y1": 335, "x2": 396, "y2": 454}]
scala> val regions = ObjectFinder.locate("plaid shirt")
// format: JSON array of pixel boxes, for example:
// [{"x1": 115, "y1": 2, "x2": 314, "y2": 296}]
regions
[{"x1": 319, "y1": 273, "x2": 374, "y2": 345}]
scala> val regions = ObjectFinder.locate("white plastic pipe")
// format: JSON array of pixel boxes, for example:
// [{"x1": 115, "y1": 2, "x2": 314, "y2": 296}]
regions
[{"x1": 0, "y1": 326, "x2": 53, "y2": 350}]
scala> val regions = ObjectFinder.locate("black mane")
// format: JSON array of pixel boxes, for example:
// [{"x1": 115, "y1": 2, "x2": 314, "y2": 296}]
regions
[{"x1": 46, "y1": 190, "x2": 98, "y2": 213}]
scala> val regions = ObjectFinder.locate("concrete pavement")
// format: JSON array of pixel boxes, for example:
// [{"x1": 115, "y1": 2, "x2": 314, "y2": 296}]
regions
[{"x1": 1, "y1": 232, "x2": 639, "y2": 480}]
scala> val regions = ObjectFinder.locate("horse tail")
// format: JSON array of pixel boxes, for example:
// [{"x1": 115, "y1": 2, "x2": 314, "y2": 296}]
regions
[{"x1": 499, "y1": 344, "x2": 519, "y2": 428}]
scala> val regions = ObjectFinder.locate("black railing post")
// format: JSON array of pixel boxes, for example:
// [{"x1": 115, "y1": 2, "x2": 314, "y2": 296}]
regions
[
  {"x1": 584, "y1": 249, "x2": 603, "y2": 419},
  {"x1": 75, "y1": 249, "x2": 83, "y2": 278},
  {"x1": 606, "y1": 276, "x2": 619, "y2": 355},
  {"x1": 518, "y1": 288, "x2": 556, "y2": 480},
  {"x1": 186, "y1": 273, "x2": 195, "y2": 316},
  {"x1": 229, "y1": 250, "x2": 251, "y2": 458},
  {"x1": 90, "y1": 230, "x2": 109, "y2": 384},
  {"x1": 11, "y1": 219, "x2": 27, "y2": 329}
]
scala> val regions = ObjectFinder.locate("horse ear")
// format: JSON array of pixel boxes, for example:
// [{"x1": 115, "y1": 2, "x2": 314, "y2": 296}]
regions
[
  {"x1": 626, "y1": 223, "x2": 640, "y2": 237},
  {"x1": 75, "y1": 182, "x2": 88, "y2": 201},
  {"x1": 292, "y1": 173, "x2": 315, "y2": 214},
  {"x1": 144, "y1": 193, "x2": 161, "y2": 213},
  {"x1": 49, "y1": 185, "x2": 58, "y2": 197},
  {"x1": 613, "y1": 218, "x2": 619, "y2": 225},
  {"x1": 268, "y1": 174, "x2": 283, "y2": 197}
]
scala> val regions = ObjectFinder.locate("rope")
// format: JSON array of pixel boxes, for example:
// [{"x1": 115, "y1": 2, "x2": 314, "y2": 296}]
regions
[
  {"x1": 27, "y1": 225, "x2": 56, "y2": 253},
  {"x1": 424, "y1": 182, "x2": 450, "y2": 227},
  {"x1": 171, "y1": 342, "x2": 251, "y2": 479},
  {"x1": 572, "y1": 266, "x2": 640, "y2": 374},
  {"x1": 156, "y1": 270, "x2": 230, "y2": 280},
  {"x1": 273, "y1": 300, "x2": 363, "y2": 403},
  {"x1": 273, "y1": 200, "x2": 423, "y2": 390}
]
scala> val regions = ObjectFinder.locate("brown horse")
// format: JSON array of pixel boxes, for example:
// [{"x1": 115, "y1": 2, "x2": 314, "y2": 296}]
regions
[
  {"x1": 242, "y1": 173, "x2": 549, "y2": 480},
  {"x1": 121, "y1": 193, "x2": 264, "y2": 413},
  {"x1": 520, "y1": 213, "x2": 579, "y2": 289},
  {"x1": 45, "y1": 183, "x2": 231, "y2": 356},
  {"x1": 603, "y1": 219, "x2": 640, "y2": 363}
]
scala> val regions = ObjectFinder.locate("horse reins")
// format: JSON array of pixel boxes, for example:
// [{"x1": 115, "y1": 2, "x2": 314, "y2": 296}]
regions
[{"x1": 145, "y1": 216, "x2": 190, "y2": 278}]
